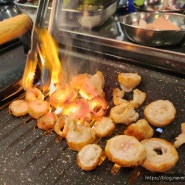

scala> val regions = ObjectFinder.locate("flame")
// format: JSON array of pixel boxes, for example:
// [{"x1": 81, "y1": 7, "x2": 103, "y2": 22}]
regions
[
  {"x1": 49, "y1": 83, "x2": 56, "y2": 95},
  {"x1": 89, "y1": 96, "x2": 108, "y2": 119},
  {"x1": 22, "y1": 28, "x2": 63, "y2": 91},
  {"x1": 49, "y1": 85, "x2": 77, "y2": 108},
  {"x1": 23, "y1": 29, "x2": 108, "y2": 122},
  {"x1": 62, "y1": 99, "x2": 90, "y2": 121},
  {"x1": 35, "y1": 28, "x2": 63, "y2": 92},
  {"x1": 22, "y1": 50, "x2": 38, "y2": 90},
  {"x1": 54, "y1": 107, "x2": 62, "y2": 115}
]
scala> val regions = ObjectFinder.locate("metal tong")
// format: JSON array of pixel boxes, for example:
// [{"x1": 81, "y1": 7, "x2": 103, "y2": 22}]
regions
[{"x1": 22, "y1": 0, "x2": 51, "y2": 91}]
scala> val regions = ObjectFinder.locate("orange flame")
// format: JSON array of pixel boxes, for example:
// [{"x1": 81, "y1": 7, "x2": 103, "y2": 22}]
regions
[
  {"x1": 23, "y1": 29, "x2": 108, "y2": 122},
  {"x1": 35, "y1": 28, "x2": 63, "y2": 92}
]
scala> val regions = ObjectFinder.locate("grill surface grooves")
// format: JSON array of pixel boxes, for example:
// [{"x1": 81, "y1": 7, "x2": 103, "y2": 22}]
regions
[
  {"x1": 8, "y1": 124, "x2": 36, "y2": 148},
  {"x1": 0, "y1": 49, "x2": 185, "y2": 185}
]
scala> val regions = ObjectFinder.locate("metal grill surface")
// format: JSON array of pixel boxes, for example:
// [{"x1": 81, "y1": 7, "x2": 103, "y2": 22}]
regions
[{"x1": 0, "y1": 48, "x2": 185, "y2": 185}]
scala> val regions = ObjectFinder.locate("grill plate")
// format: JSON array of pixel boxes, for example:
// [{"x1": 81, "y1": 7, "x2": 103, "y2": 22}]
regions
[{"x1": 0, "y1": 47, "x2": 185, "y2": 185}]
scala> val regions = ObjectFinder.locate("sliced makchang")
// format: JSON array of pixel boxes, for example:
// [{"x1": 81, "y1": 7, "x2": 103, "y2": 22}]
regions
[
  {"x1": 9, "y1": 99, "x2": 29, "y2": 117},
  {"x1": 124, "y1": 119, "x2": 154, "y2": 141},
  {"x1": 144, "y1": 100, "x2": 176, "y2": 127},
  {"x1": 88, "y1": 96, "x2": 108, "y2": 119},
  {"x1": 130, "y1": 89, "x2": 146, "y2": 108},
  {"x1": 110, "y1": 102, "x2": 139, "y2": 125},
  {"x1": 174, "y1": 123, "x2": 185, "y2": 148},
  {"x1": 105, "y1": 135, "x2": 146, "y2": 167},
  {"x1": 49, "y1": 86, "x2": 77, "y2": 108},
  {"x1": 62, "y1": 98, "x2": 90, "y2": 120},
  {"x1": 79, "y1": 71, "x2": 105, "y2": 99},
  {"x1": 77, "y1": 144, "x2": 102, "y2": 171},
  {"x1": 93, "y1": 117, "x2": 115, "y2": 138},
  {"x1": 70, "y1": 73, "x2": 92, "y2": 90},
  {"x1": 65, "y1": 119, "x2": 96, "y2": 151},
  {"x1": 141, "y1": 138, "x2": 179, "y2": 172},
  {"x1": 54, "y1": 116, "x2": 66, "y2": 137},
  {"x1": 118, "y1": 72, "x2": 141, "y2": 92},
  {"x1": 37, "y1": 112, "x2": 57, "y2": 130},
  {"x1": 60, "y1": 116, "x2": 74, "y2": 138},
  {"x1": 28, "y1": 99, "x2": 50, "y2": 119},
  {"x1": 113, "y1": 88, "x2": 127, "y2": 106},
  {"x1": 25, "y1": 87, "x2": 44, "y2": 102}
]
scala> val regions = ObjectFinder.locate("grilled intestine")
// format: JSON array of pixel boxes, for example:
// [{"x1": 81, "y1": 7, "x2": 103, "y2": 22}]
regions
[
  {"x1": 141, "y1": 138, "x2": 179, "y2": 172},
  {"x1": 144, "y1": 100, "x2": 176, "y2": 127},
  {"x1": 174, "y1": 123, "x2": 185, "y2": 148},
  {"x1": 124, "y1": 119, "x2": 154, "y2": 141},
  {"x1": 77, "y1": 143, "x2": 103, "y2": 171},
  {"x1": 8, "y1": 71, "x2": 182, "y2": 174},
  {"x1": 9, "y1": 99, "x2": 29, "y2": 117},
  {"x1": 105, "y1": 135, "x2": 146, "y2": 167}
]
